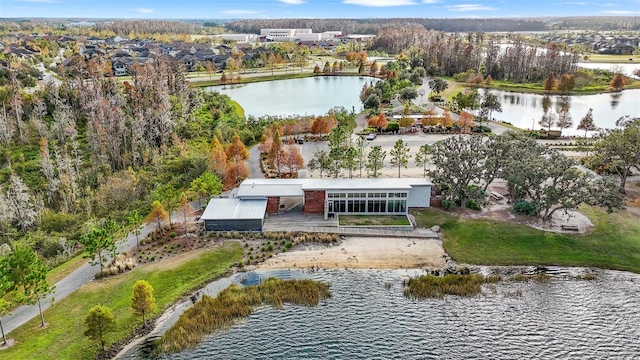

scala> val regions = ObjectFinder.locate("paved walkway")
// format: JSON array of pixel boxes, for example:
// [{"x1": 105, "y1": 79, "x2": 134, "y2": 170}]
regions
[{"x1": 1, "y1": 203, "x2": 201, "y2": 336}]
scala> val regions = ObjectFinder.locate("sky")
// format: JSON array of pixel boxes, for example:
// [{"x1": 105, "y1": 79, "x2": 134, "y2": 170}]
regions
[{"x1": 1, "y1": 0, "x2": 639, "y2": 19}]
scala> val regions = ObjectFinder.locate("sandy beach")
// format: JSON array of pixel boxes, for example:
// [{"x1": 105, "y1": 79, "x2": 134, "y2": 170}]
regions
[{"x1": 257, "y1": 237, "x2": 446, "y2": 270}]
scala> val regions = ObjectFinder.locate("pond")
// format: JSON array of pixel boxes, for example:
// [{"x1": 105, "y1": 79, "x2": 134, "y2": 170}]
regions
[
  {"x1": 478, "y1": 88, "x2": 640, "y2": 136},
  {"x1": 207, "y1": 76, "x2": 377, "y2": 118},
  {"x1": 121, "y1": 268, "x2": 640, "y2": 360}
]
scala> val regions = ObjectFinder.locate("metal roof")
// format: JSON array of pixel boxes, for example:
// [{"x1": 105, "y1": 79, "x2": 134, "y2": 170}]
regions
[
  {"x1": 237, "y1": 178, "x2": 431, "y2": 197},
  {"x1": 201, "y1": 198, "x2": 267, "y2": 220},
  {"x1": 237, "y1": 181, "x2": 303, "y2": 198}
]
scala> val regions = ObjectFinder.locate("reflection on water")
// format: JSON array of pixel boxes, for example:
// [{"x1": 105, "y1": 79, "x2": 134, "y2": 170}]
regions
[
  {"x1": 207, "y1": 76, "x2": 377, "y2": 118},
  {"x1": 122, "y1": 268, "x2": 640, "y2": 360},
  {"x1": 480, "y1": 89, "x2": 640, "y2": 135}
]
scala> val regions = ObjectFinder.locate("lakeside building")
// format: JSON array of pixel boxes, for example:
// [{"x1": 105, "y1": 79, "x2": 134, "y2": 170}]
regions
[{"x1": 201, "y1": 178, "x2": 432, "y2": 231}]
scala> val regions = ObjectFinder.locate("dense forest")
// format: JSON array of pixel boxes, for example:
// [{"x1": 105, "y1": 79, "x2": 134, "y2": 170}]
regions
[
  {"x1": 0, "y1": 57, "x2": 274, "y2": 267},
  {"x1": 373, "y1": 27, "x2": 579, "y2": 82},
  {"x1": 225, "y1": 18, "x2": 547, "y2": 34}
]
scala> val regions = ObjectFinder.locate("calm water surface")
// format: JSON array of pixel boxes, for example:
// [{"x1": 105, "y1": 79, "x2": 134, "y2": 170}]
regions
[
  {"x1": 122, "y1": 268, "x2": 640, "y2": 360},
  {"x1": 208, "y1": 76, "x2": 377, "y2": 117},
  {"x1": 479, "y1": 88, "x2": 640, "y2": 136}
]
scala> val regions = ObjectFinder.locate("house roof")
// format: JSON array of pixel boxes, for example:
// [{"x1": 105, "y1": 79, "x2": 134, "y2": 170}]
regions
[
  {"x1": 201, "y1": 198, "x2": 267, "y2": 220},
  {"x1": 236, "y1": 178, "x2": 432, "y2": 198}
]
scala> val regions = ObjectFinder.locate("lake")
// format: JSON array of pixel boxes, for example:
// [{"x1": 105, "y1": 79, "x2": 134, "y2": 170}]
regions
[
  {"x1": 207, "y1": 76, "x2": 377, "y2": 118},
  {"x1": 479, "y1": 88, "x2": 640, "y2": 136},
  {"x1": 121, "y1": 268, "x2": 640, "y2": 360}
]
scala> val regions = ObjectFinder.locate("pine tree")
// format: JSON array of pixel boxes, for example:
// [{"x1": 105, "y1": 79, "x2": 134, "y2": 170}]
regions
[
  {"x1": 85, "y1": 305, "x2": 116, "y2": 351},
  {"x1": 131, "y1": 280, "x2": 156, "y2": 327},
  {"x1": 146, "y1": 201, "x2": 169, "y2": 230},
  {"x1": 390, "y1": 140, "x2": 411, "y2": 178}
]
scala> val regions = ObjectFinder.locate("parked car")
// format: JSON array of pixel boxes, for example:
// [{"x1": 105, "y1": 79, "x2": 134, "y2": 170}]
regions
[
  {"x1": 366, "y1": 133, "x2": 377, "y2": 140},
  {"x1": 296, "y1": 138, "x2": 304, "y2": 144}
]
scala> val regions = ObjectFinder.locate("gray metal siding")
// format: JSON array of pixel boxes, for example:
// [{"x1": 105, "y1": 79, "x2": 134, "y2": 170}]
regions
[{"x1": 205, "y1": 219, "x2": 263, "y2": 231}]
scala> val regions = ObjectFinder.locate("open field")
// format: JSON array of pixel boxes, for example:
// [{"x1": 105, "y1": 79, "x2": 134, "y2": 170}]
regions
[
  {"x1": 2, "y1": 242, "x2": 243, "y2": 360},
  {"x1": 583, "y1": 54, "x2": 640, "y2": 64},
  {"x1": 412, "y1": 205, "x2": 640, "y2": 273}
]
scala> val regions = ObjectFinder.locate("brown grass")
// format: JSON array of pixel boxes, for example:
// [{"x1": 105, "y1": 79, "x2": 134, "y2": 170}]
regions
[
  {"x1": 159, "y1": 278, "x2": 330, "y2": 353},
  {"x1": 404, "y1": 274, "x2": 501, "y2": 299}
]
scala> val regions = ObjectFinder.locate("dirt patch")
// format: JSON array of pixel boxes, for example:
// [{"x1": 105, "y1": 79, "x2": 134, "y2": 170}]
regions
[
  {"x1": 0, "y1": 338, "x2": 16, "y2": 350},
  {"x1": 257, "y1": 237, "x2": 446, "y2": 270}
]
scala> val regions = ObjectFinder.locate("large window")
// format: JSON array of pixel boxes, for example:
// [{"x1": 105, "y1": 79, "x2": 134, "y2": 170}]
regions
[{"x1": 327, "y1": 191, "x2": 409, "y2": 214}]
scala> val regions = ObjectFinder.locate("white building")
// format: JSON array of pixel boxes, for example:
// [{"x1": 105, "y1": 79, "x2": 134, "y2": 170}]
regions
[
  {"x1": 212, "y1": 34, "x2": 258, "y2": 43},
  {"x1": 260, "y1": 29, "x2": 342, "y2": 42}
]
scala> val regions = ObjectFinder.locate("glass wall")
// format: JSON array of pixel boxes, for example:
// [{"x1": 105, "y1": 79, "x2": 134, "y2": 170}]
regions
[{"x1": 327, "y1": 191, "x2": 408, "y2": 214}]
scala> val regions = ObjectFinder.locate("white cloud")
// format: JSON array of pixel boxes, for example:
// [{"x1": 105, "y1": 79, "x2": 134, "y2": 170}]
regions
[
  {"x1": 15, "y1": 0, "x2": 58, "y2": 3},
  {"x1": 279, "y1": 0, "x2": 306, "y2": 4},
  {"x1": 136, "y1": 8, "x2": 154, "y2": 13},
  {"x1": 447, "y1": 4, "x2": 496, "y2": 11},
  {"x1": 562, "y1": 1, "x2": 588, "y2": 4},
  {"x1": 221, "y1": 9, "x2": 261, "y2": 15},
  {"x1": 343, "y1": 0, "x2": 418, "y2": 7},
  {"x1": 422, "y1": 0, "x2": 439, "y2": 3},
  {"x1": 603, "y1": 10, "x2": 639, "y2": 14}
]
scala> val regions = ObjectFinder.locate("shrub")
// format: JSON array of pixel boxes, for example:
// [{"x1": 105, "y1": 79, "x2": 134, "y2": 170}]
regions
[
  {"x1": 285, "y1": 242, "x2": 293, "y2": 249},
  {"x1": 443, "y1": 199, "x2": 456, "y2": 210},
  {"x1": 512, "y1": 199, "x2": 538, "y2": 216},
  {"x1": 267, "y1": 244, "x2": 274, "y2": 251},
  {"x1": 466, "y1": 199, "x2": 481, "y2": 211}
]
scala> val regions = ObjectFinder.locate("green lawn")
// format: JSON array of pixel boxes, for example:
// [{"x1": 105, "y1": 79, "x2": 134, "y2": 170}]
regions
[
  {"x1": 46, "y1": 254, "x2": 88, "y2": 285},
  {"x1": 583, "y1": 54, "x2": 640, "y2": 63},
  {"x1": 3, "y1": 242, "x2": 244, "y2": 360},
  {"x1": 339, "y1": 215, "x2": 411, "y2": 226},
  {"x1": 412, "y1": 206, "x2": 640, "y2": 273},
  {"x1": 229, "y1": 100, "x2": 245, "y2": 118}
]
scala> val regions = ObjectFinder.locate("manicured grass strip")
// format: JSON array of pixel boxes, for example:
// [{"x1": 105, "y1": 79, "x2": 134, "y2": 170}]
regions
[
  {"x1": 160, "y1": 278, "x2": 331, "y2": 353},
  {"x1": 3, "y1": 242, "x2": 243, "y2": 360},
  {"x1": 339, "y1": 215, "x2": 411, "y2": 226},
  {"x1": 404, "y1": 274, "x2": 501, "y2": 299},
  {"x1": 229, "y1": 100, "x2": 245, "y2": 118},
  {"x1": 46, "y1": 254, "x2": 88, "y2": 285},
  {"x1": 412, "y1": 206, "x2": 640, "y2": 273}
]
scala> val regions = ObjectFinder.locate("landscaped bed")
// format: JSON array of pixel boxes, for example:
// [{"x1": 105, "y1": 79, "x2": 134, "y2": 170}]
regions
[{"x1": 338, "y1": 215, "x2": 411, "y2": 226}]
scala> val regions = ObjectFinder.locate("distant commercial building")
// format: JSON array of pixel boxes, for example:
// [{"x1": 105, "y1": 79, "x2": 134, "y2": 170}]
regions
[
  {"x1": 212, "y1": 34, "x2": 259, "y2": 43},
  {"x1": 201, "y1": 178, "x2": 432, "y2": 231},
  {"x1": 260, "y1": 29, "x2": 342, "y2": 42}
]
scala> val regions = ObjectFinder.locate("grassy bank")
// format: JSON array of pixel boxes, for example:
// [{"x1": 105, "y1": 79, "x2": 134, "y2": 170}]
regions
[
  {"x1": 583, "y1": 54, "x2": 640, "y2": 64},
  {"x1": 191, "y1": 72, "x2": 316, "y2": 87},
  {"x1": 229, "y1": 100, "x2": 245, "y2": 118},
  {"x1": 412, "y1": 206, "x2": 640, "y2": 273},
  {"x1": 160, "y1": 277, "x2": 330, "y2": 353},
  {"x1": 339, "y1": 215, "x2": 411, "y2": 226},
  {"x1": 459, "y1": 79, "x2": 640, "y2": 95},
  {"x1": 404, "y1": 274, "x2": 501, "y2": 299},
  {"x1": 3, "y1": 242, "x2": 244, "y2": 360}
]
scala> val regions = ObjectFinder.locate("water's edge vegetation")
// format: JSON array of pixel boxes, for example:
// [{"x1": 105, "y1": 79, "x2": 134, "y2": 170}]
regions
[{"x1": 159, "y1": 278, "x2": 331, "y2": 354}]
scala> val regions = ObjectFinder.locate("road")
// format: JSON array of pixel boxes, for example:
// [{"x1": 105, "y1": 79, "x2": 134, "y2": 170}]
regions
[{"x1": 1, "y1": 205, "x2": 199, "y2": 336}]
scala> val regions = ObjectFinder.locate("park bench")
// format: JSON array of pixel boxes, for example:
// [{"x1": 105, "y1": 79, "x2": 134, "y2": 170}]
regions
[
  {"x1": 489, "y1": 191, "x2": 504, "y2": 200},
  {"x1": 561, "y1": 225, "x2": 579, "y2": 231}
]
